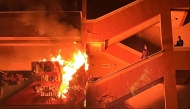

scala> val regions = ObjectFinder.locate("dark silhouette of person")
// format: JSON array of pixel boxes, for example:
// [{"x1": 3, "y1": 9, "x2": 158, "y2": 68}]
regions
[
  {"x1": 141, "y1": 44, "x2": 150, "y2": 59},
  {"x1": 174, "y1": 36, "x2": 184, "y2": 46}
]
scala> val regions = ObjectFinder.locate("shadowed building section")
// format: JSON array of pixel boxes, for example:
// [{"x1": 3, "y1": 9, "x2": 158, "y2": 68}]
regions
[
  {"x1": 86, "y1": 0, "x2": 135, "y2": 19},
  {"x1": 106, "y1": 43, "x2": 141, "y2": 64},
  {"x1": 183, "y1": 9, "x2": 190, "y2": 25},
  {"x1": 121, "y1": 35, "x2": 162, "y2": 54},
  {"x1": 176, "y1": 70, "x2": 190, "y2": 85}
]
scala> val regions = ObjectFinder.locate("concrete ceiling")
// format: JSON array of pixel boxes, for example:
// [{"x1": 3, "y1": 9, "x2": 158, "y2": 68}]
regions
[{"x1": 154, "y1": 10, "x2": 189, "y2": 27}]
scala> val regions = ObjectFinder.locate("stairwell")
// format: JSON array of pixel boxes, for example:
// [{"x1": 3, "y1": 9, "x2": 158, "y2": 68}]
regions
[{"x1": 84, "y1": 0, "x2": 190, "y2": 108}]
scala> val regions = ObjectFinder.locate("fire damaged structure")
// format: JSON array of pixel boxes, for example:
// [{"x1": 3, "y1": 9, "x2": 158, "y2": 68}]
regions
[
  {"x1": 0, "y1": 0, "x2": 190, "y2": 109},
  {"x1": 3, "y1": 61, "x2": 86, "y2": 106}
]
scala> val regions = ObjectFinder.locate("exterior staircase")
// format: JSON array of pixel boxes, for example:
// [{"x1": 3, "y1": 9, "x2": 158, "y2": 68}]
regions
[
  {"x1": 84, "y1": 0, "x2": 190, "y2": 108},
  {"x1": 86, "y1": 51, "x2": 164, "y2": 108}
]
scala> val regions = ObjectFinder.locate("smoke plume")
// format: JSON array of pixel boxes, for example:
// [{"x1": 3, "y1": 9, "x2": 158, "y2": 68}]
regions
[{"x1": 0, "y1": 0, "x2": 80, "y2": 37}]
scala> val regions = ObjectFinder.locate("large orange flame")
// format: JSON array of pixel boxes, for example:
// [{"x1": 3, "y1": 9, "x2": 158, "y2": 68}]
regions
[{"x1": 50, "y1": 50, "x2": 88, "y2": 98}]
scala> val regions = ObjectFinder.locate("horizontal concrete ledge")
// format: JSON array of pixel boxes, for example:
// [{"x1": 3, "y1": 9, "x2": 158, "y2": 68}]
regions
[
  {"x1": 173, "y1": 47, "x2": 190, "y2": 51},
  {"x1": 0, "y1": 43, "x2": 69, "y2": 46},
  {"x1": 0, "y1": 37, "x2": 81, "y2": 46},
  {"x1": 0, "y1": 105, "x2": 83, "y2": 109},
  {"x1": 0, "y1": 62, "x2": 31, "y2": 71},
  {"x1": 0, "y1": 36, "x2": 81, "y2": 41}
]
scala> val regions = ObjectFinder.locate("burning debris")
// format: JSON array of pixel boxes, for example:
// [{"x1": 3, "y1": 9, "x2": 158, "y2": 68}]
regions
[{"x1": 31, "y1": 50, "x2": 88, "y2": 104}]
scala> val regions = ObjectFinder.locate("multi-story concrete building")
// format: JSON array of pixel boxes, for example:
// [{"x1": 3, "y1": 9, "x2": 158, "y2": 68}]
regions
[{"x1": 0, "y1": 0, "x2": 190, "y2": 109}]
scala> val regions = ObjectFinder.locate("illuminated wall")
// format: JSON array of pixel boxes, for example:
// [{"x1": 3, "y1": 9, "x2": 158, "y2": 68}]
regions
[{"x1": 173, "y1": 22, "x2": 190, "y2": 47}]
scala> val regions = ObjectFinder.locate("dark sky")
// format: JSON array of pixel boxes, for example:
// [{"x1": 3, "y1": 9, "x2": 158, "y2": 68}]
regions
[{"x1": 0, "y1": 0, "x2": 80, "y2": 11}]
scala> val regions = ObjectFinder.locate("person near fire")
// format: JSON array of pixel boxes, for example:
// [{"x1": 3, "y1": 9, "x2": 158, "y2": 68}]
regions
[
  {"x1": 174, "y1": 36, "x2": 184, "y2": 46},
  {"x1": 141, "y1": 44, "x2": 150, "y2": 59}
]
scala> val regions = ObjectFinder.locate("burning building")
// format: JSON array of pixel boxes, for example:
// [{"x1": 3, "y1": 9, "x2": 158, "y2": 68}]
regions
[{"x1": 0, "y1": 0, "x2": 190, "y2": 109}]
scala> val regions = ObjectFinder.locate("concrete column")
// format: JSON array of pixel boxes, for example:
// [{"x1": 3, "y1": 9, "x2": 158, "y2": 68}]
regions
[
  {"x1": 82, "y1": 0, "x2": 86, "y2": 20},
  {"x1": 160, "y1": 8, "x2": 178, "y2": 109},
  {"x1": 86, "y1": 82, "x2": 103, "y2": 108},
  {"x1": 81, "y1": 0, "x2": 87, "y2": 52},
  {"x1": 164, "y1": 68, "x2": 178, "y2": 109}
]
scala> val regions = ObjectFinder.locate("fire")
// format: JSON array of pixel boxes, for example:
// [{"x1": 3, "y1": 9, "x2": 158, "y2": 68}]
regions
[
  {"x1": 51, "y1": 54, "x2": 65, "y2": 66},
  {"x1": 50, "y1": 50, "x2": 88, "y2": 98}
]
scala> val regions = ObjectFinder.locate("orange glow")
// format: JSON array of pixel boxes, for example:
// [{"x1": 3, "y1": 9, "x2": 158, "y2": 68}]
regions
[
  {"x1": 73, "y1": 41, "x2": 77, "y2": 44},
  {"x1": 43, "y1": 50, "x2": 88, "y2": 98},
  {"x1": 39, "y1": 58, "x2": 46, "y2": 62}
]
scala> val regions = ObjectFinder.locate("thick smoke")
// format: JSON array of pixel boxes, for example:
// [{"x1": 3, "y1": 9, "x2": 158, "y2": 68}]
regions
[
  {"x1": 18, "y1": 11, "x2": 80, "y2": 37},
  {"x1": 0, "y1": 0, "x2": 81, "y2": 62},
  {"x1": 0, "y1": 0, "x2": 80, "y2": 37}
]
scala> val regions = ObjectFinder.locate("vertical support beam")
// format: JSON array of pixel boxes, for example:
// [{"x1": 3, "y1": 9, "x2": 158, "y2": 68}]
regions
[
  {"x1": 160, "y1": 8, "x2": 178, "y2": 109},
  {"x1": 82, "y1": 0, "x2": 87, "y2": 20},
  {"x1": 160, "y1": 12, "x2": 173, "y2": 50},
  {"x1": 86, "y1": 82, "x2": 103, "y2": 108},
  {"x1": 0, "y1": 88, "x2": 3, "y2": 98},
  {"x1": 81, "y1": 0, "x2": 87, "y2": 52},
  {"x1": 164, "y1": 68, "x2": 178, "y2": 109}
]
